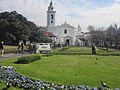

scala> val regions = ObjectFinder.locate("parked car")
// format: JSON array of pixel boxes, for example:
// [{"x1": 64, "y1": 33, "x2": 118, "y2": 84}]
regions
[{"x1": 36, "y1": 43, "x2": 51, "y2": 53}]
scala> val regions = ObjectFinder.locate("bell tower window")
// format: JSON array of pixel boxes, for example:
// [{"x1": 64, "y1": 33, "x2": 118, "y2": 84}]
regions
[
  {"x1": 51, "y1": 20, "x2": 53, "y2": 23},
  {"x1": 51, "y1": 14, "x2": 53, "y2": 19}
]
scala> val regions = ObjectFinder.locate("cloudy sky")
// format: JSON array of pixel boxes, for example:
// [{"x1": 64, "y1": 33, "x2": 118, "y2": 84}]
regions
[{"x1": 0, "y1": 0, "x2": 120, "y2": 32}]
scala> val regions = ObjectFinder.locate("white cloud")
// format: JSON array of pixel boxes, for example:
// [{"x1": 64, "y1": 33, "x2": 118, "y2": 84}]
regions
[
  {"x1": 115, "y1": 0, "x2": 120, "y2": 2},
  {"x1": 0, "y1": 0, "x2": 120, "y2": 32},
  {"x1": 80, "y1": 2, "x2": 120, "y2": 30},
  {"x1": 54, "y1": 0, "x2": 120, "y2": 31},
  {"x1": 0, "y1": 0, "x2": 48, "y2": 26}
]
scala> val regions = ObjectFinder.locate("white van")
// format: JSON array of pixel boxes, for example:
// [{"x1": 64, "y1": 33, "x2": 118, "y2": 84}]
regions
[{"x1": 36, "y1": 43, "x2": 51, "y2": 53}]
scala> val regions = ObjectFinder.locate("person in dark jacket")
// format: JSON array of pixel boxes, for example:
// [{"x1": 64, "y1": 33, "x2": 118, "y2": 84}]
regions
[
  {"x1": 92, "y1": 44, "x2": 97, "y2": 55},
  {"x1": 0, "y1": 41, "x2": 4, "y2": 56}
]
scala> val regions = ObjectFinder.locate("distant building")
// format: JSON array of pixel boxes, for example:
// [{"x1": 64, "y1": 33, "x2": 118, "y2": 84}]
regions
[{"x1": 45, "y1": 1, "x2": 87, "y2": 46}]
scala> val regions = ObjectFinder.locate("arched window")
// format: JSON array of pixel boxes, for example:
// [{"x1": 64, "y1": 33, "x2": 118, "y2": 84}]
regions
[
  {"x1": 64, "y1": 29, "x2": 67, "y2": 34},
  {"x1": 51, "y1": 14, "x2": 53, "y2": 19},
  {"x1": 51, "y1": 20, "x2": 53, "y2": 23}
]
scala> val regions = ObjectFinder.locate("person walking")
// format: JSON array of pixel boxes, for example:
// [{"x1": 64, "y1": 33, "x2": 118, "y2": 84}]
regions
[
  {"x1": 18, "y1": 41, "x2": 22, "y2": 54},
  {"x1": 0, "y1": 41, "x2": 4, "y2": 57},
  {"x1": 18, "y1": 41, "x2": 25, "y2": 54},
  {"x1": 33, "y1": 42, "x2": 37, "y2": 54},
  {"x1": 92, "y1": 44, "x2": 97, "y2": 55},
  {"x1": 20, "y1": 41, "x2": 25, "y2": 54},
  {"x1": 29, "y1": 42, "x2": 33, "y2": 54}
]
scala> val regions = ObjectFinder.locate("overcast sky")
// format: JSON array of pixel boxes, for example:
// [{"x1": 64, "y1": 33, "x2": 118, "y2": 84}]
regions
[{"x1": 0, "y1": 0, "x2": 120, "y2": 32}]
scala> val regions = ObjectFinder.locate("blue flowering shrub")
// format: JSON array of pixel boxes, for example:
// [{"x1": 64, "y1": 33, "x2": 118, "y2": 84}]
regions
[
  {"x1": 0, "y1": 66, "x2": 119, "y2": 90},
  {"x1": 16, "y1": 55, "x2": 41, "y2": 64}
]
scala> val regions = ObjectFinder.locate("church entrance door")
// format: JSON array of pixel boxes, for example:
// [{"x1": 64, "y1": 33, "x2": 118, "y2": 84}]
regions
[{"x1": 66, "y1": 39, "x2": 70, "y2": 46}]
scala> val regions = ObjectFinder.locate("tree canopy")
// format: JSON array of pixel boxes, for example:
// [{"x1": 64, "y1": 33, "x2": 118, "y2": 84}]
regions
[
  {"x1": 87, "y1": 24, "x2": 120, "y2": 47},
  {"x1": 0, "y1": 11, "x2": 51, "y2": 44}
]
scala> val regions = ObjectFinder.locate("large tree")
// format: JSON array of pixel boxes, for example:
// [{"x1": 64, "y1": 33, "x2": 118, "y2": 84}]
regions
[
  {"x1": 87, "y1": 25, "x2": 106, "y2": 46},
  {"x1": 87, "y1": 23, "x2": 120, "y2": 49},
  {"x1": 107, "y1": 24, "x2": 118, "y2": 46},
  {"x1": 29, "y1": 27, "x2": 52, "y2": 43},
  {"x1": 0, "y1": 11, "x2": 51, "y2": 44}
]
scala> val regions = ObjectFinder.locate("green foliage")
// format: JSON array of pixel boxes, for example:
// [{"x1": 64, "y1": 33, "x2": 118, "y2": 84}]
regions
[
  {"x1": 16, "y1": 55, "x2": 41, "y2": 64},
  {"x1": 0, "y1": 11, "x2": 52, "y2": 44},
  {"x1": 29, "y1": 29, "x2": 52, "y2": 43},
  {"x1": 0, "y1": 11, "x2": 36, "y2": 43}
]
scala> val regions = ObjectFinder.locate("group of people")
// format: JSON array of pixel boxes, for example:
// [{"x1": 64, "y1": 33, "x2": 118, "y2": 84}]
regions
[
  {"x1": 0, "y1": 40, "x2": 97, "y2": 56},
  {"x1": 28, "y1": 42, "x2": 37, "y2": 54},
  {"x1": 18, "y1": 41, "x2": 37, "y2": 54}
]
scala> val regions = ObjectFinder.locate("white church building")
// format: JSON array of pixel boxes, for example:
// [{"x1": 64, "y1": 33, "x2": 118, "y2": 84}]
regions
[{"x1": 46, "y1": 1, "x2": 84, "y2": 46}]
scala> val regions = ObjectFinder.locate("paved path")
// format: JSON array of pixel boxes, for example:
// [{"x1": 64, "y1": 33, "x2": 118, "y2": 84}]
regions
[{"x1": 0, "y1": 53, "x2": 25, "y2": 60}]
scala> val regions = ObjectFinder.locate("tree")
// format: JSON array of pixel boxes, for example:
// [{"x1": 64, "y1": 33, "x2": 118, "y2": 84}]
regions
[
  {"x1": 0, "y1": 11, "x2": 35, "y2": 43},
  {"x1": 87, "y1": 25, "x2": 95, "y2": 32},
  {"x1": 107, "y1": 24, "x2": 118, "y2": 47},
  {"x1": 87, "y1": 25, "x2": 106, "y2": 46},
  {"x1": 0, "y1": 11, "x2": 51, "y2": 44},
  {"x1": 29, "y1": 27, "x2": 52, "y2": 43}
]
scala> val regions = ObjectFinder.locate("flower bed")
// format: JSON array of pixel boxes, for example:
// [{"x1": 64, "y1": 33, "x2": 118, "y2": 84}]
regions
[{"x1": 0, "y1": 66, "x2": 119, "y2": 90}]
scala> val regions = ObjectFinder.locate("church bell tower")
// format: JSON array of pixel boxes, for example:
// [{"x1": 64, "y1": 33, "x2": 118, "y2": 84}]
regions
[{"x1": 47, "y1": 0, "x2": 56, "y2": 27}]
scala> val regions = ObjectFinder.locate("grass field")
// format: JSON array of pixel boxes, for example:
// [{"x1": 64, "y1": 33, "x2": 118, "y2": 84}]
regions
[
  {"x1": 0, "y1": 46, "x2": 120, "y2": 89},
  {"x1": 52, "y1": 46, "x2": 120, "y2": 55},
  {"x1": 0, "y1": 55, "x2": 120, "y2": 89},
  {"x1": 4, "y1": 45, "x2": 28, "y2": 54},
  {"x1": 4, "y1": 45, "x2": 18, "y2": 54}
]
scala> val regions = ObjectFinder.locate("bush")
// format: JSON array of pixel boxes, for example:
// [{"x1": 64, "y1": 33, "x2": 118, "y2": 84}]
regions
[{"x1": 16, "y1": 55, "x2": 41, "y2": 64}]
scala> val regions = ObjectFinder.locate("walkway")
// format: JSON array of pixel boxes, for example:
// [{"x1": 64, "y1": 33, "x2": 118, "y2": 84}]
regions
[{"x1": 0, "y1": 53, "x2": 25, "y2": 60}]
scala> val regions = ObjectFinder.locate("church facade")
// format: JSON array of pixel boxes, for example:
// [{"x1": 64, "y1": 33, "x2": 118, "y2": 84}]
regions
[{"x1": 46, "y1": 1, "x2": 83, "y2": 46}]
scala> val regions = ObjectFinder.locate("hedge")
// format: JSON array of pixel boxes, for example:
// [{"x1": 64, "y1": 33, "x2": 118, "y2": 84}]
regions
[{"x1": 16, "y1": 55, "x2": 41, "y2": 64}]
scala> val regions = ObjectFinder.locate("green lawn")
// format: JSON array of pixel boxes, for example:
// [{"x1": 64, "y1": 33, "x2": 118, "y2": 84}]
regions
[
  {"x1": 52, "y1": 46, "x2": 120, "y2": 55},
  {"x1": 0, "y1": 55, "x2": 120, "y2": 89},
  {"x1": 0, "y1": 46, "x2": 120, "y2": 89},
  {"x1": 4, "y1": 45, "x2": 29, "y2": 54},
  {"x1": 4, "y1": 45, "x2": 18, "y2": 54}
]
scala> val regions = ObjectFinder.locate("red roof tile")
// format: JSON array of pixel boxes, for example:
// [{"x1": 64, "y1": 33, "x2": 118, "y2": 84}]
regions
[{"x1": 43, "y1": 32, "x2": 56, "y2": 37}]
